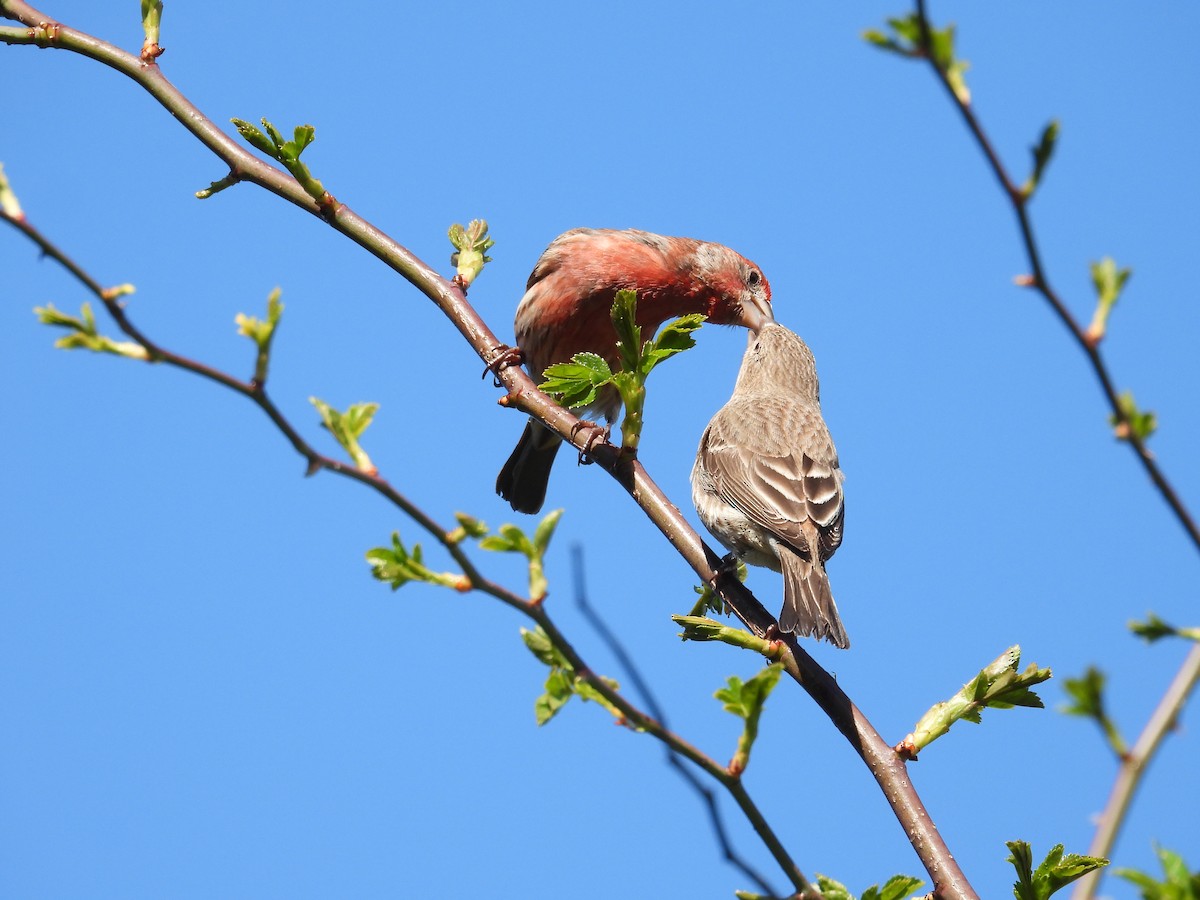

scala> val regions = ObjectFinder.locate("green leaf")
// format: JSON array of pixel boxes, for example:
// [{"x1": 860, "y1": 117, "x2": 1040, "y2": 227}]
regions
[
  {"x1": 1061, "y1": 665, "x2": 1127, "y2": 757},
  {"x1": 532, "y1": 508, "x2": 563, "y2": 556},
  {"x1": 815, "y1": 875, "x2": 854, "y2": 900},
  {"x1": 481, "y1": 515, "x2": 562, "y2": 602},
  {"x1": 1108, "y1": 390, "x2": 1156, "y2": 443},
  {"x1": 1129, "y1": 612, "x2": 1178, "y2": 643},
  {"x1": 539, "y1": 353, "x2": 613, "y2": 409},
  {"x1": 140, "y1": 0, "x2": 162, "y2": 43},
  {"x1": 715, "y1": 664, "x2": 783, "y2": 774},
  {"x1": 521, "y1": 627, "x2": 623, "y2": 727},
  {"x1": 231, "y1": 118, "x2": 277, "y2": 156},
  {"x1": 365, "y1": 532, "x2": 467, "y2": 592},
  {"x1": 235, "y1": 287, "x2": 284, "y2": 383},
  {"x1": 448, "y1": 512, "x2": 489, "y2": 543},
  {"x1": 1085, "y1": 256, "x2": 1132, "y2": 344},
  {"x1": 1023, "y1": 120, "x2": 1061, "y2": 198},
  {"x1": 609, "y1": 289, "x2": 643, "y2": 375},
  {"x1": 521, "y1": 626, "x2": 565, "y2": 668},
  {"x1": 1008, "y1": 840, "x2": 1109, "y2": 900},
  {"x1": 905, "y1": 647, "x2": 1051, "y2": 753},
  {"x1": 34, "y1": 302, "x2": 149, "y2": 360},
  {"x1": 447, "y1": 219, "x2": 496, "y2": 289},
  {"x1": 871, "y1": 875, "x2": 926, "y2": 900},
  {"x1": 310, "y1": 397, "x2": 379, "y2": 472},
  {"x1": 640, "y1": 312, "x2": 705, "y2": 377},
  {"x1": 1115, "y1": 845, "x2": 1200, "y2": 900}
]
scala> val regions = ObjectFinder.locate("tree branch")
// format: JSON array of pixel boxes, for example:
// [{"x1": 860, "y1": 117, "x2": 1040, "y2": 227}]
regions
[
  {"x1": 911, "y1": 0, "x2": 1200, "y2": 555},
  {"x1": 1071, "y1": 643, "x2": 1200, "y2": 900},
  {"x1": 3, "y1": 6, "x2": 977, "y2": 895}
]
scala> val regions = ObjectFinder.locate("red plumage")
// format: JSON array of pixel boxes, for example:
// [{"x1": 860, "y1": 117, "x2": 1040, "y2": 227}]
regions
[{"x1": 498, "y1": 227, "x2": 774, "y2": 514}]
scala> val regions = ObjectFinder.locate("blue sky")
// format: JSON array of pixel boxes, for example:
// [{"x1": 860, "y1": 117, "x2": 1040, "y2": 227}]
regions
[{"x1": 3, "y1": 3, "x2": 1198, "y2": 898}]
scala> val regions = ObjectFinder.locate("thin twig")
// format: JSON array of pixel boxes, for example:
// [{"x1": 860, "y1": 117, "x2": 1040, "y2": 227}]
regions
[
  {"x1": 907, "y1": 4, "x2": 1200, "y2": 894},
  {"x1": 1072, "y1": 642, "x2": 1200, "y2": 900},
  {"x1": 3, "y1": 207, "x2": 817, "y2": 900},
  {"x1": 2, "y1": 6, "x2": 977, "y2": 895},
  {"x1": 912, "y1": 0, "x2": 1200, "y2": 555},
  {"x1": 571, "y1": 545, "x2": 779, "y2": 897}
]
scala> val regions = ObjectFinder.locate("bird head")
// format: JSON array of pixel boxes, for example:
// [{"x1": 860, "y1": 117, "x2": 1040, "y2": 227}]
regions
[{"x1": 691, "y1": 243, "x2": 774, "y2": 335}]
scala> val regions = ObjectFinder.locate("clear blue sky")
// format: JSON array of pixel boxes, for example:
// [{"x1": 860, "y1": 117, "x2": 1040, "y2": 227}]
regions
[{"x1": 3, "y1": 3, "x2": 1198, "y2": 898}]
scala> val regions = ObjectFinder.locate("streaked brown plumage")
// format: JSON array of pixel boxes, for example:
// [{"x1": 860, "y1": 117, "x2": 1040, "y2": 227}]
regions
[
  {"x1": 498, "y1": 227, "x2": 774, "y2": 514},
  {"x1": 691, "y1": 322, "x2": 848, "y2": 648}
]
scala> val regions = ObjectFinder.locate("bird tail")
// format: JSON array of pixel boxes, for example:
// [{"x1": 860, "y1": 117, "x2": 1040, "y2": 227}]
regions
[
  {"x1": 496, "y1": 420, "x2": 562, "y2": 514},
  {"x1": 777, "y1": 549, "x2": 849, "y2": 649}
]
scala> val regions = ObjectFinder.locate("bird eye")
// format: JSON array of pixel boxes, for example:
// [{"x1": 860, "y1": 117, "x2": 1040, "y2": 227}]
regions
[{"x1": 747, "y1": 270, "x2": 761, "y2": 286}]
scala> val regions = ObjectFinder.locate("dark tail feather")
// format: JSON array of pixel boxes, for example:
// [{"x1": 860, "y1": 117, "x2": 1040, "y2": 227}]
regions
[
  {"x1": 496, "y1": 420, "x2": 562, "y2": 515},
  {"x1": 777, "y1": 549, "x2": 849, "y2": 649}
]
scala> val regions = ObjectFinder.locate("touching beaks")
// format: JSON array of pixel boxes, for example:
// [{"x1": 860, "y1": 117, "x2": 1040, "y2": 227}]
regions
[{"x1": 740, "y1": 293, "x2": 775, "y2": 335}]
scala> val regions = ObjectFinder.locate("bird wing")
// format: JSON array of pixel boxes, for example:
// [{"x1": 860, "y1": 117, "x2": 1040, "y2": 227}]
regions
[{"x1": 701, "y1": 410, "x2": 844, "y2": 561}]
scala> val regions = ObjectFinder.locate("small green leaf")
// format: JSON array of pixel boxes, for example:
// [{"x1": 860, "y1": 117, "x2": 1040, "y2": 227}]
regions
[
  {"x1": 1023, "y1": 120, "x2": 1061, "y2": 198},
  {"x1": 906, "y1": 646, "x2": 1050, "y2": 753},
  {"x1": 532, "y1": 508, "x2": 563, "y2": 556},
  {"x1": 1008, "y1": 840, "x2": 1108, "y2": 900},
  {"x1": 540, "y1": 353, "x2": 614, "y2": 409},
  {"x1": 815, "y1": 875, "x2": 854, "y2": 900},
  {"x1": 640, "y1": 313, "x2": 705, "y2": 377},
  {"x1": 448, "y1": 219, "x2": 496, "y2": 289},
  {"x1": 871, "y1": 875, "x2": 926, "y2": 900},
  {"x1": 140, "y1": 0, "x2": 163, "y2": 46},
  {"x1": 1108, "y1": 390, "x2": 1156, "y2": 443},
  {"x1": 1129, "y1": 612, "x2": 1177, "y2": 643},
  {"x1": 261, "y1": 119, "x2": 285, "y2": 151},
  {"x1": 521, "y1": 626, "x2": 565, "y2": 668},
  {"x1": 235, "y1": 287, "x2": 284, "y2": 383},
  {"x1": 715, "y1": 664, "x2": 783, "y2": 774},
  {"x1": 365, "y1": 532, "x2": 469, "y2": 592},
  {"x1": 1085, "y1": 256, "x2": 1133, "y2": 344},
  {"x1": 231, "y1": 118, "x2": 277, "y2": 156},
  {"x1": 310, "y1": 397, "x2": 379, "y2": 473},
  {"x1": 609, "y1": 289, "x2": 643, "y2": 375},
  {"x1": 521, "y1": 627, "x2": 623, "y2": 727},
  {"x1": 34, "y1": 302, "x2": 149, "y2": 360},
  {"x1": 1115, "y1": 845, "x2": 1200, "y2": 900},
  {"x1": 447, "y1": 512, "x2": 489, "y2": 544}
]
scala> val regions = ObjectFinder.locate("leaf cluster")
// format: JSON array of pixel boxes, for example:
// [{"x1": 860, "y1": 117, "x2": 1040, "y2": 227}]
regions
[
  {"x1": 1116, "y1": 846, "x2": 1200, "y2": 900},
  {"x1": 232, "y1": 118, "x2": 327, "y2": 202},
  {"x1": 540, "y1": 290, "x2": 704, "y2": 451},
  {"x1": 310, "y1": 397, "x2": 379, "y2": 474},
  {"x1": 521, "y1": 626, "x2": 624, "y2": 726},
  {"x1": 904, "y1": 646, "x2": 1050, "y2": 754},
  {"x1": 447, "y1": 219, "x2": 495, "y2": 289},
  {"x1": 34, "y1": 301, "x2": 148, "y2": 360},
  {"x1": 716, "y1": 664, "x2": 783, "y2": 775},
  {"x1": 1007, "y1": 840, "x2": 1107, "y2": 900},
  {"x1": 478, "y1": 509, "x2": 562, "y2": 602},
  {"x1": 366, "y1": 531, "x2": 470, "y2": 592},
  {"x1": 235, "y1": 287, "x2": 283, "y2": 383}
]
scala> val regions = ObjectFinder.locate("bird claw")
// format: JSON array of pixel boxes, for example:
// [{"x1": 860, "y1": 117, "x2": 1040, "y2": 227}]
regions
[
  {"x1": 571, "y1": 421, "x2": 610, "y2": 466},
  {"x1": 707, "y1": 552, "x2": 741, "y2": 588},
  {"x1": 483, "y1": 345, "x2": 525, "y2": 387}
]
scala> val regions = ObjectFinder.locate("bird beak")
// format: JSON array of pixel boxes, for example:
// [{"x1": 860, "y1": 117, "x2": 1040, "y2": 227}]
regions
[{"x1": 740, "y1": 294, "x2": 774, "y2": 335}]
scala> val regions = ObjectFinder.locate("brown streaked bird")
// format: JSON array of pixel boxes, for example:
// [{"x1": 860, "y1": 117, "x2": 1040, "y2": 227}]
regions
[
  {"x1": 497, "y1": 227, "x2": 774, "y2": 514},
  {"x1": 691, "y1": 322, "x2": 848, "y2": 648}
]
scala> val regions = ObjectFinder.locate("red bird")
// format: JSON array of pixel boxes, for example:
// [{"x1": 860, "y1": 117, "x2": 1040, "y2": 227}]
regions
[{"x1": 497, "y1": 227, "x2": 774, "y2": 514}]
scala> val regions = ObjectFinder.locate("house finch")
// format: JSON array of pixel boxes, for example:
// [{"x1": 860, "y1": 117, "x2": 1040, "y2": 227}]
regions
[
  {"x1": 497, "y1": 227, "x2": 774, "y2": 514},
  {"x1": 691, "y1": 322, "x2": 848, "y2": 648}
]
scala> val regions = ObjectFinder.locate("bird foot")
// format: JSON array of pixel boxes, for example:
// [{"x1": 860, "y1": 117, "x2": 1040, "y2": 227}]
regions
[
  {"x1": 483, "y1": 345, "x2": 525, "y2": 387},
  {"x1": 707, "y1": 552, "x2": 741, "y2": 588},
  {"x1": 571, "y1": 420, "x2": 610, "y2": 466}
]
